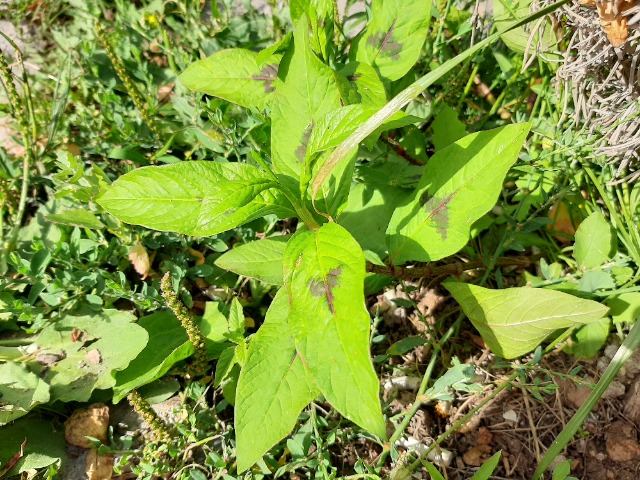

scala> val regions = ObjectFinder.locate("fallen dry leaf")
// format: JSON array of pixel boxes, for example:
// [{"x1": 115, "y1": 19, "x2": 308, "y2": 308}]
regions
[
  {"x1": 128, "y1": 242, "x2": 150, "y2": 278},
  {"x1": 86, "y1": 450, "x2": 114, "y2": 480},
  {"x1": 65, "y1": 403, "x2": 109, "y2": 448}
]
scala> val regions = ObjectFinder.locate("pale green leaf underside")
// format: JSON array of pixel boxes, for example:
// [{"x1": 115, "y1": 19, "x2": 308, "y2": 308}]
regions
[
  {"x1": 445, "y1": 282, "x2": 609, "y2": 359},
  {"x1": 352, "y1": 0, "x2": 432, "y2": 81},
  {"x1": 574, "y1": 211, "x2": 613, "y2": 268},
  {"x1": 179, "y1": 48, "x2": 281, "y2": 109},
  {"x1": 271, "y1": 16, "x2": 343, "y2": 179},
  {"x1": 0, "y1": 362, "x2": 50, "y2": 426},
  {"x1": 98, "y1": 161, "x2": 292, "y2": 237},
  {"x1": 235, "y1": 289, "x2": 318, "y2": 473},
  {"x1": 215, "y1": 235, "x2": 289, "y2": 285},
  {"x1": 34, "y1": 310, "x2": 148, "y2": 402},
  {"x1": 284, "y1": 223, "x2": 386, "y2": 438},
  {"x1": 386, "y1": 123, "x2": 531, "y2": 265}
]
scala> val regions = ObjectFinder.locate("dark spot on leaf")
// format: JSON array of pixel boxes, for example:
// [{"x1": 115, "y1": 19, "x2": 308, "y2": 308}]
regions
[
  {"x1": 367, "y1": 20, "x2": 403, "y2": 60},
  {"x1": 347, "y1": 73, "x2": 362, "y2": 82},
  {"x1": 307, "y1": 266, "x2": 342, "y2": 314},
  {"x1": 295, "y1": 121, "x2": 314, "y2": 162},
  {"x1": 251, "y1": 64, "x2": 279, "y2": 93},
  {"x1": 420, "y1": 191, "x2": 457, "y2": 240}
]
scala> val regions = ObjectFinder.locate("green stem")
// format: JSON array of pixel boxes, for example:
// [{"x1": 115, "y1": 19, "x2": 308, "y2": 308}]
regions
[{"x1": 532, "y1": 320, "x2": 640, "y2": 479}]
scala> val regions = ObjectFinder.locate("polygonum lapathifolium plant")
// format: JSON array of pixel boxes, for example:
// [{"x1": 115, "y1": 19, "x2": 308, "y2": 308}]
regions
[{"x1": 97, "y1": 0, "x2": 601, "y2": 472}]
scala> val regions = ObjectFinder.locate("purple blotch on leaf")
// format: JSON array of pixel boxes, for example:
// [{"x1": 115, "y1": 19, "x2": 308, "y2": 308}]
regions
[
  {"x1": 420, "y1": 190, "x2": 457, "y2": 240},
  {"x1": 251, "y1": 64, "x2": 279, "y2": 93},
  {"x1": 367, "y1": 20, "x2": 403, "y2": 60},
  {"x1": 308, "y1": 266, "x2": 342, "y2": 314}
]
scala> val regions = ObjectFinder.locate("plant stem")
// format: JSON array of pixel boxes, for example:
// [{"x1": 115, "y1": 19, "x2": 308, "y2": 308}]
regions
[{"x1": 367, "y1": 254, "x2": 541, "y2": 280}]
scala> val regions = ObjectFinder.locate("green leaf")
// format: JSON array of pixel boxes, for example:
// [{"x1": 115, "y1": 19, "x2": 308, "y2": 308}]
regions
[
  {"x1": 574, "y1": 211, "x2": 614, "y2": 268},
  {"x1": 493, "y1": 0, "x2": 557, "y2": 54},
  {"x1": 97, "y1": 161, "x2": 293, "y2": 237},
  {"x1": 571, "y1": 317, "x2": 611, "y2": 359},
  {"x1": 46, "y1": 209, "x2": 105, "y2": 229},
  {"x1": 387, "y1": 336, "x2": 427, "y2": 356},
  {"x1": 270, "y1": 16, "x2": 343, "y2": 179},
  {"x1": 202, "y1": 301, "x2": 245, "y2": 347},
  {"x1": 0, "y1": 417, "x2": 66, "y2": 475},
  {"x1": 431, "y1": 105, "x2": 468, "y2": 151},
  {"x1": 215, "y1": 235, "x2": 289, "y2": 285},
  {"x1": 214, "y1": 346, "x2": 237, "y2": 388},
  {"x1": 179, "y1": 49, "x2": 282, "y2": 109},
  {"x1": 0, "y1": 362, "x2": 50, "y2": 425},
  {"x1": 339, "y1": 182, "x2": 411, "y2": 264},
  {"x1": 235, "y1": 289, "x2": 318, "y2": 473},
  {"x1": 283, "y1": 223, "x2": 386, "y2": 438},
  {"x1": 337, "y1": 62, "x2": 387, "y2": 107},
  {"x1": 112, "y1": 311, "x2": 192, "y2": 403},
  {"x1": 445, "y1": 282, "x2": 610, "y2": 359},
  {"x1": 33, "y1": 310, "x2": 148, "y2": 402},
  {"x1": 578, "y1": 270, "x2": 615, "y2": 293},
  {"x1": 387, "y1": 124, "x2": 530, "y2": 265},
  {"x1": 470, "y1": 451, "x2": 502, "y2": 480},
  {"x1": 606, "y1": 292, "x2": 640, "y2": 324},
  {"x1": 351, "y1": 0, "x2": 432, "y2": 81},
  {"x1": 290, "y1": 0, "x2": 334, "y2": 61}
]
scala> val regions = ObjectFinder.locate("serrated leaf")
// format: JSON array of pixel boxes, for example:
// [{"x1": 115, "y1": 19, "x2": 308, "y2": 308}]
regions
[
  {"x1": 387, "y1": 124, "x2": 530, "y2": 265},
  {"x1": 215, "y1": 235, "x2": 289, "y2": 285},
  {"x1": 97, "y1": 161, "x2": 293, "y2": 237},
  {"x1": 179, "y1": 49, "x2": 282, "y2": 109},
  {"x1": 351, "y1": 0, "x2": 432, "y2": 81},
  {"x1": 445, "y1": 282, "x2": 609, "y2": 359},
  {"x1": 33, "y1": 310, "x2": 148, "y2": 402},
  {"x1": 270, "y1": 16, "x2": 343, "y2": 179},
  {"x1": 235, "y1": 289, "x2": 318, "y2": 473},
  {"x1": 574, "y1": 211, "x2": 614, "y2": 268},
  {"x1": 0, "y1": 362, "x2": 50, "y2": 425},
  {"x1": 283, "y1": 223, "x2": 386, "y2": 438}
]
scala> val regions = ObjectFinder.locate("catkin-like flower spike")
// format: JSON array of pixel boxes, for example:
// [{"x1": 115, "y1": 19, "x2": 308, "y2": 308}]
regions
[
  {"x1": 127, "y1": 390, "x2": 172, "y2": 442},
  {"x1": 94, "y1": 21, "x2": 162, "y2": 139},
  {"x1": 160, "y1": 272, "x2": 209, "y2": 377}
]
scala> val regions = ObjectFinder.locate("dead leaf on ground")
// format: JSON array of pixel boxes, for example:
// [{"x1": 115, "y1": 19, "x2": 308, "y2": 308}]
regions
[
  {"x1": 86, "y1": 449, "x2": 114, "y2": 480},
  {"x1": 65, "y1": 403, "x2": 109, "y2": 448},
  {"x1": 606, "y1": 420, "x2": 640, "y2": 462}
]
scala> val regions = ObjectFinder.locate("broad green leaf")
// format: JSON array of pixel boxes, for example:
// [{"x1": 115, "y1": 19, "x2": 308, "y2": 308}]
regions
[
  {"x1": 33, "y1": 310, "x2": 148, "y2": 402},
  {"x1": 179, "y1": 49, "x2": 282, "y2": 109},
  {"x1": 235, "y1": 289, "x2": 318, "y2": 473},
  {"x1": 574, "y1": 211, "x2": 614, "y2": 268},
  {"x1": 571, "y1": 317, "x2": 611, "y2": 358},
  {"x1": 337, "y1": 62, "x2": 387, "y2": 107},
  {"x1": 351, "y1": 0, "x2": 432, "y2": 81},
  {"x1": 202, "y1": 300, "x2": 245, "y2": 347},
  {"x1": 214, "y1": 346, "x2": 237, "y2": 387},
  {"x1": 97, "y1": 161, "x2": 293, "y2": 237},
  {"x1": 0, "y1": 417, "x2": 66, "y2": 475},
  {"x1": 215, "y1": 235, "x2": 290, "y2": 285},
  {"x1": 46, "y1": 209, "x2": 105, "y2": 229},
  {"x1": 387, "y1": 336, "x2": 427, "y2": 356},
  {"x1": 445, "y1": 282, "x2": 609, "y2": 359},
  {"x1": 494, "y1": 0, "x2": 557, "y2": 54},
  {"x1": 270, "y1": 16, "x2": 343, "y2": 179},
  {"x1": 0, "y1": 362, "x2": 50, "y2": 425},
  {"x1": 112, "y1": 311, "x2": 193, "y2": 403},
  {"x1": 290, "y1": 0, "x2": 334, "y2": 61},
  {"x1": 387, "y1": 124, "x2": 530, "y2": 265},
  {"x1": 606, "y1": 292, "x2": 640, "y2": 324},
  {"x1": 113, "y1": 306, "x2": 238, "y2": 402},
  {"x1": 578, "y1": 270, "x2": 615, "y2": 293},
  {"x1": 283, "y1": 223, "x2": 386, "y2": 438},
  {"x1": 431, "y1": 105, "x2": 467, "y2": 151},
  {"x1": 339, "y1": 182, "x2": 411, "y2": 264},
  {"x1": 311, "y1": 2, "x2": 562, "y2": 207}
]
